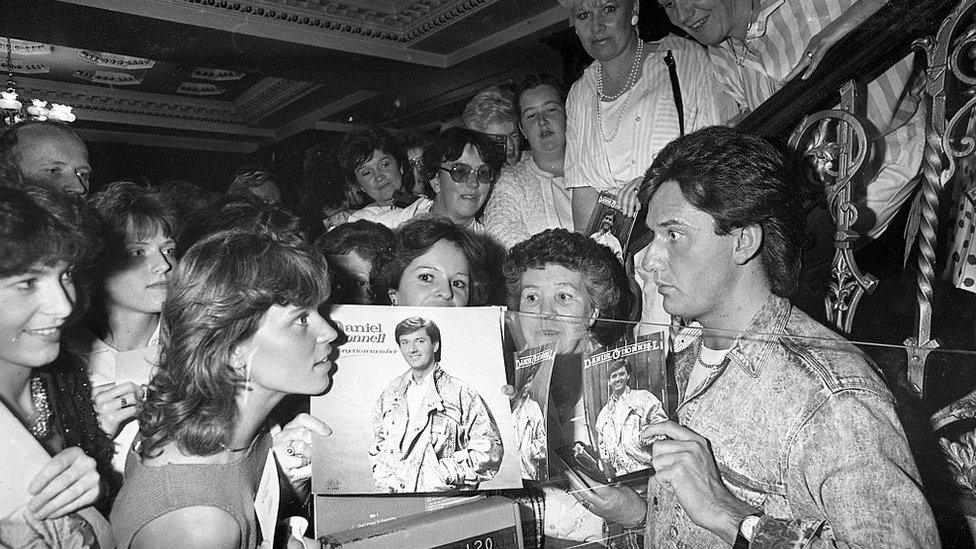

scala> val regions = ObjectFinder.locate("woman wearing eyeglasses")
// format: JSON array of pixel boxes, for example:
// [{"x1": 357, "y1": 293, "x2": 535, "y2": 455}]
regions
[{"x1": 374, "y1": 128, "x2": 505, "y2": 233}]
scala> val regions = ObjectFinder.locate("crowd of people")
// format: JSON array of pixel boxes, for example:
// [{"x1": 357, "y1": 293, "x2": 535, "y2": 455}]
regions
[{"x1": 0, "y1": 0, "x2": 950, "y2": 547}]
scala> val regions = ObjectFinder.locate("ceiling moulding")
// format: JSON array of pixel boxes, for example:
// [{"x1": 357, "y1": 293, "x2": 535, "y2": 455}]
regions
[
  {"x1": 0, "y1": 39, "x2": 52, "y2": 56},
  {"x1": 190, "y1": 67, "x2": 245, "y2": 81},
  {"x1": 178, "y1": 82, "x2": 226, "y2": 95},
  {"x1": 273, "y1": 89, "x2": 377, "y2": 142},
  {"x1": 0, "y1": 60, "x2": 50, "y2": 74},
  {"x1": 234, "y1": 77, "x2": 322, "y2": 125},
  {"x1": 14, "y1": 75, "x2": 275, "y2": 137},
  {"x1": 74, "y1": 70, "x2": 144, "y2": 86},
  {"x1": 79, "y1": 50, "x2": 156, "y2": 69},
  {"x1": 76, "y1": 128, "x2": 259, "y2": 153},
  {"x1": 56, "y1": 0, "x2": 505, "y2": 67}
]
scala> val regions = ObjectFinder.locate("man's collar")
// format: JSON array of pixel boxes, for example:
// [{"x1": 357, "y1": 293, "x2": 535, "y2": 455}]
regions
[{"x1": 609, "y1": 385, "x2": 631, "y2": 402}]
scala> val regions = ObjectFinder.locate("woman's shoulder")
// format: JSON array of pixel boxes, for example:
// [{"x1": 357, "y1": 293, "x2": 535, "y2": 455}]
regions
[{"x1": 130, "y1": 506, "x2": 241, "y2": 549}]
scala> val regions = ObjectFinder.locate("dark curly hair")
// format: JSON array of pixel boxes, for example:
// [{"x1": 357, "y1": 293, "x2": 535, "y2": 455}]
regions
[
  {"x1": 369, "y1": 216, "x2": 503, "y2": 307},
  {"x1": 421, "y1": 127, "x2": 505, "y2": 189},
  {"x1": 178, "y1": 193, "x2": 305, "y2": 255},
  {"x1": 336, "y1": 126, "x2": 406, "y2": 187},
  {"x1": 138, "y1": 229, "x2": 331, "y2": 458},
  {"x1": 503, "y1": 229, "x2": 632, "y2": 346}
]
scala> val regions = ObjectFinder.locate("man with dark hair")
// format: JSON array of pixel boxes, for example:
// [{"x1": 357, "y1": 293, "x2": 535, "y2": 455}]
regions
[
  {"x1": 570, "y1": 126, "x2": 937, "y2": 547},
  {"x1": 370, "y1": 316, "x2": 503, "y2": 492},
  {"x1": 483, "y1": 74, "x2": 573, "y2": 248},
  {"x1": 0, "y1": 120, "x2": 91, "y2": 195},
  {"x1": 594, "y1": 359, "x2": 666, "y2": 476}
]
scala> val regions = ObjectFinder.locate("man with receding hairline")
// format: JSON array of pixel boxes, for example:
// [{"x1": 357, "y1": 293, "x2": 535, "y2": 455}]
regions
[{"x1": 0, "y1": 120, "x2": 91, "y2": 195}]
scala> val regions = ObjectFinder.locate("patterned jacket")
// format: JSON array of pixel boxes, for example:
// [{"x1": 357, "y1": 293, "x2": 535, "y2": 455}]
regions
[
  {"x1": 643, "y1": 295, "x2": 938, "y2": 548},
  {"x1": 370, "y1": 365, "x2": 503, "y2": 492},
  {"x1": 595, "y1": 387, "x2": 666, "y2": 476}
]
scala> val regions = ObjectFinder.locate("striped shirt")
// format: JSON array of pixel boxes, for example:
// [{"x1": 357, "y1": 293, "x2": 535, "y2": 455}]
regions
[
  {"x1": 711, "y1": 0, "x2": 925, "y2": 237},
  {"x1": 565, "y1": 34, "x2": 736, "y2": 193}
]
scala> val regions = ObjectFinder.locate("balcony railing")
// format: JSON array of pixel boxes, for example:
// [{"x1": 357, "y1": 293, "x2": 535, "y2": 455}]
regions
[{"x1": 732, "y1": 0, "x2": 976, "y2": 531}]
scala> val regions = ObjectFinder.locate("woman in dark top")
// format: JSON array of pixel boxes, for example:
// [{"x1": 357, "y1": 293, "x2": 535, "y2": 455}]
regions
[{"x1": 0, "y1": 183, "x2": 113, "y2": 546}]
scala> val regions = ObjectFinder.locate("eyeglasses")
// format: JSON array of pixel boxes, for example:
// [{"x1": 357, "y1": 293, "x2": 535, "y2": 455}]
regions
[{"x1": 438, "y1": 163, "x2": 495, "y2": 185}]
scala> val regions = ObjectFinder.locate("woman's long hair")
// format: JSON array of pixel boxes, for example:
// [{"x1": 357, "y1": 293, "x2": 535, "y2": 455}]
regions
[{"x1": 138, "y1": 229, "x2": 330, "y2": 458}]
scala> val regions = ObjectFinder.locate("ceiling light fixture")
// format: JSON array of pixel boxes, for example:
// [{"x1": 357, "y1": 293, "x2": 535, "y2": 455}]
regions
[{"x1": 1, "y1": 37, "x2": 75, "y2": 126}]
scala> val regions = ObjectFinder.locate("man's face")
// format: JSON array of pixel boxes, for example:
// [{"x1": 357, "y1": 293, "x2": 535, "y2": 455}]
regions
[
  {"x1": 608, "y1": 365, "x2": 630, "y2": 394},
  {"x1": 16, "y1": 126, "x2": 91, "y2": 195},
  {"x1": 641, "y1": 180, "x2": 739, "y2": 326},
  {"x1": 398, "y1": 328, "x2": 438, "y2": 370},
  {"x1": 658, "y1": 0, "x2": 738, "y2": 46},
  {"x1": 519, "y1": 85, "x2": 566, "y2": 155}
]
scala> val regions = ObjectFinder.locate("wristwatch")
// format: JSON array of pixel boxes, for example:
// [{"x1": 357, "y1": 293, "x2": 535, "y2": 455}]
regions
[{"x1": 732, "y1": 513, "x2": 763, "y2": 549}]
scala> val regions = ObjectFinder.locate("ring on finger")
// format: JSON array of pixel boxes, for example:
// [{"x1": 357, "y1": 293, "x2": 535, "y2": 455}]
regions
[
  {"x1": 285, "y1": 441, "x2": 296, "y2": 456},
  {"x1": 119, "y1": 396, "x2": 128, "y2": 408}
]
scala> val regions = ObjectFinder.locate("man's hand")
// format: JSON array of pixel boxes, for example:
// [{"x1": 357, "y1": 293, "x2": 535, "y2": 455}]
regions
[
  {"x1": 643, "y1": 421, "x2": 756, "y2": 544},
  {"x1": 564, "y1": 466, "x2": 646, "y2": 527},
  {"x1": 28, "y1": 447, "x2": 101, "y2": 520}
]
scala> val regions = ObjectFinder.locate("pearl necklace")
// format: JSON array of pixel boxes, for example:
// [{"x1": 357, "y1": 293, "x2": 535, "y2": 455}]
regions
[
  {"x1": 596, "y1": 38, "x2": 645, "y2": 143},
  {"x1": 28, "y1": 375, "x2": 52, "y2": 439},
  {"x1": 597, "y1": 38, "x2": 644, "y2": 101}
]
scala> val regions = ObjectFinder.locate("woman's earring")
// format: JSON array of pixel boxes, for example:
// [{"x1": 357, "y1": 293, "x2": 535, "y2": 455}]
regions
[{"x1": 631, "y1": 14, "x2": 639, "y2": 26}]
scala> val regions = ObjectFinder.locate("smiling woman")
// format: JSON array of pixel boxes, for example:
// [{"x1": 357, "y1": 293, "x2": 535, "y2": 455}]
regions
[
  {"x1": 370, "y1": 216, "x2": 504, "y2": 307},
  {"x1": 0, "y1": 183, "x2": 114, "y2": 546}
]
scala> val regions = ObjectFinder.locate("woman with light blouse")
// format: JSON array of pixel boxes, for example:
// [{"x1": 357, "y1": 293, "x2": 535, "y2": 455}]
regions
[{"x1": 560, "y1": 0, "x2": 734, "y2": 229}]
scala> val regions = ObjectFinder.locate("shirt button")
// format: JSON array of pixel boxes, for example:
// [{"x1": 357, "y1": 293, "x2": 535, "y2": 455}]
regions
[
  {"x1": 631, "y1": 159, "x2": 637, "y2": 164},
  {"x1": 635, "y1": 115, "x2": 641, "y2": 121}
]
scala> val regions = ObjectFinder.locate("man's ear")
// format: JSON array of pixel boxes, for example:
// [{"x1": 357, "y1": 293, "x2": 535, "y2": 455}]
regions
[
  {"x1": 588, "y1": 307, "x2": 600, "y2": 328},
  {"x1": 429, "y1": 175, "x2": 442, "y2": 195},
  {"x1": 732, "y1": 224, "x2": 763, "y2": 265}
]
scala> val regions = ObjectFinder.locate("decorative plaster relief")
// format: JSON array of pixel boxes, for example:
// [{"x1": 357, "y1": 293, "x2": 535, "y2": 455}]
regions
[
  {"x1": 79, "y1": 50, "x2": 157, "y2": 69},
  {"x1": 177, "y1": 82, "x2": 226, "y2": 95},
  {"x1": 0, "y1": 61, "x2": 50, "y2": 74},
  {"x1": 190, "y1": 67, "x2": 246, "y2": 81},
  {"x1": 176, "y1": 0, "x2": 492, "y2": 44},
  {"x1": 74, "y1": 70, "x2": 144, "y2": 85}
]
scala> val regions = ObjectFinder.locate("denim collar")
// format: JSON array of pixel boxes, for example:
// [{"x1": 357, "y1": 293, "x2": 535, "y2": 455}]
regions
[{"x1": 725, "y1": 293, "x2": 791, "y2": 378}]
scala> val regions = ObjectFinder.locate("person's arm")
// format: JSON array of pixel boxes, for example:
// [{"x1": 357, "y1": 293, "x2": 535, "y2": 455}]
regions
[
  {"x1": 761, "y1": 389, "x2": 939, "y2": 548},
  {"x1": 439, "y1": 388, "x2": 503, "y2": 486},
  {"x1": 131, "y1": 506, "x2": 241, "y2": 549},
  {"x1": 785, "y1": 0, "x2": 888, "y2": 81},
  {"x1": 272, "y1": 413, "x2": 332, "y2": 504},
  {"x1": 367, "y1": 393, "x2": 402, "y2": 492},
  {"x1": 572, "y1": 187, "x2": 599, "y2": 233},
  {"x1": 482, "y1": 173, "x2": 529, "y2": 249}
]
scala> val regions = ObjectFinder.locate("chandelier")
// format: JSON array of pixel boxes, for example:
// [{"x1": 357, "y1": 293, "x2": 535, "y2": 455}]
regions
[{"x1": 1, "y1": 37, "x2": 75, "y2": 126}]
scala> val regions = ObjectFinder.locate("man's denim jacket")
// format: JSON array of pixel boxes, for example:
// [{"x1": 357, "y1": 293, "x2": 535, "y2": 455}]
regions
[
  {"x1": 370, "y1": 365, "x2": 503, "y2": 492},
  {"x1": 643, "y1": 295, "x2": 939, "y2": 548}
]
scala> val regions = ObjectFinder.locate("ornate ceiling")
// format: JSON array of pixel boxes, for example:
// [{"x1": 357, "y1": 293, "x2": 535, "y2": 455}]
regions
[{"x1": 0, "y1": 0, "x2": 572, "y2": 153}]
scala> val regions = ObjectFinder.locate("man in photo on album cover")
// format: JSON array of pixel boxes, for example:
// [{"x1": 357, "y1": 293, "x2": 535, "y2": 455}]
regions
[{"x1": 369, "y1": 316, "x2": 504, "y2": 492}]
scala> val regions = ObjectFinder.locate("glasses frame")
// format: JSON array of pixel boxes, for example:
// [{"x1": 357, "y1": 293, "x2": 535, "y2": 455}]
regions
[{"x1": 438, "y1": 162, "x2": 495, "y2": 186}]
